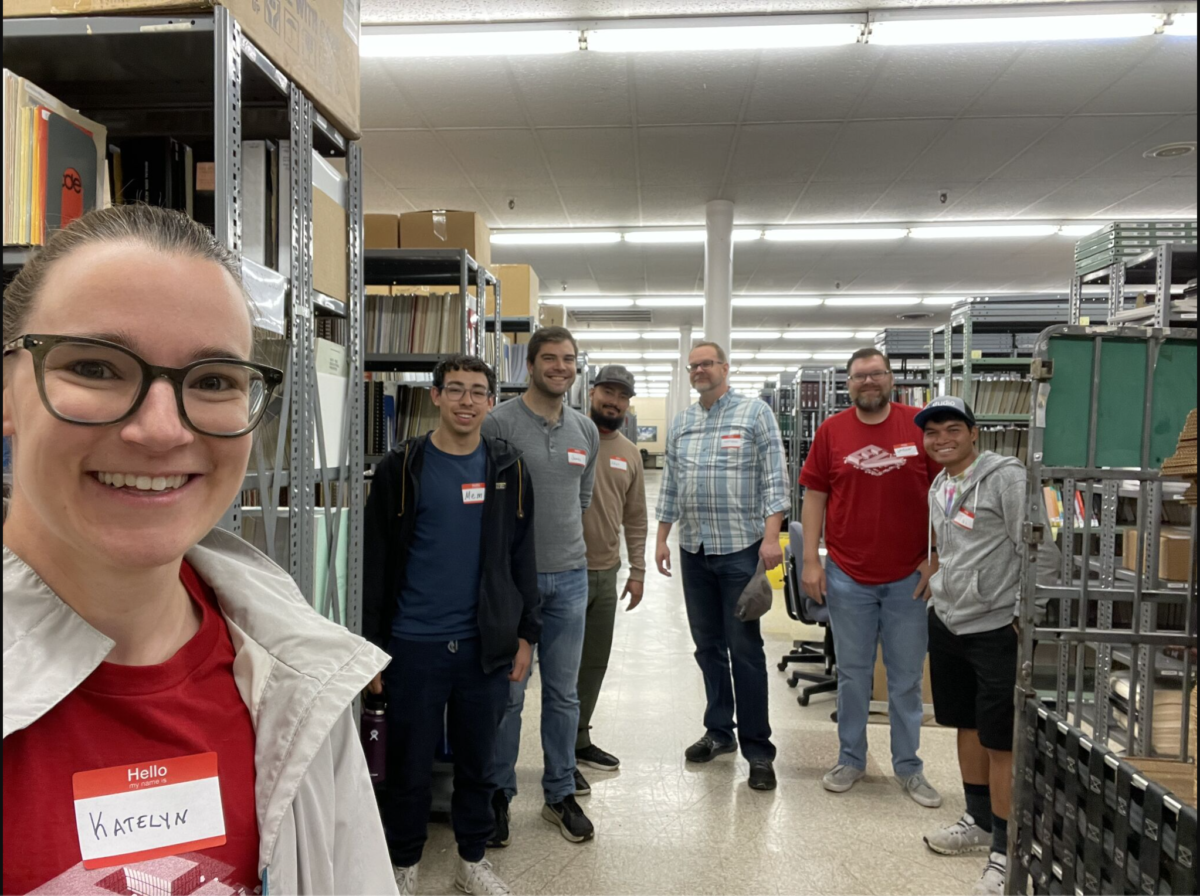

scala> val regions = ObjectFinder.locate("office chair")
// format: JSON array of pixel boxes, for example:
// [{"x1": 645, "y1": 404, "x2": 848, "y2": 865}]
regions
[{"x1": 778, "y1": 521, "x2": 838, "y2": 712}]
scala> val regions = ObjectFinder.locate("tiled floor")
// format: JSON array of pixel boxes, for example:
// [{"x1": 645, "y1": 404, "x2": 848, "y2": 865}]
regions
[{"x1": 409, "y1": 471, "x2": 987, "y2": 895}]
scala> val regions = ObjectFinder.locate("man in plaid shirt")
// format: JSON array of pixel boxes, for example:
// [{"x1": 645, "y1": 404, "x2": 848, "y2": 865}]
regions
[{"x1": 655, "y1": 341, "x2": 791, "y2": 792}]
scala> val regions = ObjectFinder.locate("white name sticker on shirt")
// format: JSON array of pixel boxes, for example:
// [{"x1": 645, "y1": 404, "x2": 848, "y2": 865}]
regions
[
  {"x1": 721, "y1": 434, "x2": 743, "y2": 450},
  {"x1": 953, "y1": 509, "x2": 976, "y2": 530},
  {"x1": 893, "y1": 443, "x2": 920, "y2": 458},
  {"x1": 462, "y1": 483, "x2": 486, "y2": 504},
  {"x1": 568, "y1": 448, "x2": 588, "y2": 467},
  {"x1": 72, "y1": 752, "x2": 226, "y2": 870},
  {"x1": 610, "y1": 456, "x2": 629, "y2": 472}
]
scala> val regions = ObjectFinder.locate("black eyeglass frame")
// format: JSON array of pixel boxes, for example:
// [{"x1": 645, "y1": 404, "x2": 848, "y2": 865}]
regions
[{"x1": 2, "y1": 334, "x2": 285, "y2": 438}]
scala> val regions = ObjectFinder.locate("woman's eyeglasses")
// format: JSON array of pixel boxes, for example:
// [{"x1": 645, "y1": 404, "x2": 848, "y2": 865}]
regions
[{"x1": 3, "y1": 334, "x2": 284, "y2": 438}]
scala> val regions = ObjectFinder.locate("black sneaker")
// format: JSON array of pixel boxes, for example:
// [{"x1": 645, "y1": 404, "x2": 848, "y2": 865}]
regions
[
  {"x1": 573, "y1": 768, "x2": 591, "y2": 796},
  {"x1": 575, "y1": 744, "x2": 620, "y2": 771},
  {"x1": 684, "y1": 735, "x2": 738, "y2": 763},
  {"x1": 748, "y1": 759, "x2": 777, "y2": 791},
  {"x1": 542, "y1": 795, "x2": 595, "y2": 843},
  {"x1": 486, "y1": 790, "x2": 510, "y2": 849}
]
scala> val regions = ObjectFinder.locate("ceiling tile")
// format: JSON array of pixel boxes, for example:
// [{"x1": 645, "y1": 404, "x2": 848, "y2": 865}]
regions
[
  {"x1": 361, "y1": 164, "x2": 413, "y2": 214},
  {"x1": 854, "y1": 44, "x2": 1021, "y2": 120},
  {"x1": 725, "y1": 122, "x2": 841, "y2": 186},
  {"x1": 361, "y1": 131, "x2": 466, "y2": 189},
  {"x1": 360, "y1": 60, "x2": 423, "y2": 129},
  {"x1": 378, "y1": 58, "x2": 530, "y2": 128},
  {"x1": 437, "y1": 130, "x2": 551, "y2": 190},
  {"x1": 1084, "y1": 114, "x2": 1198, "y2": 180},
  {"x1": 858, "y1": 181, "x2": 978, "y2": 221},
  {"x1": 477, "y1": 189, "x2": 569, "y2": 227},
  {"x1": 811, "y1": 119, "x2": 948, "y2": 182},
  {"x1": 556, "y1": 184, "x2": 642, "y2": 226},
  {"x1": 901, "y1": 117, "x2": 1060, "y2": 183},
  {"x1": 995, "y1": 114, "x2": 1177, "y2": 181},
  {"x1": 638, "y1": 125, "x2": 735, "y2": 187},
  {"x1": 401, "y1": 189, "x2": 497, "y2": 219},
  {"x1": 507, "y1": 55, "x2": 634, "y2": 127},
  {"x1": 788, "y1": 181, "x2": 890, "y2": 221},
  {"x1": 1082, "y1": 37, "x2": 1199, "y2": 115},
  {"x1": 1092, "y1": 176, "x2": 1199, "y2": 217},
  {"x1": 939, "y1": 178, "x2": 1068, "y2": 219},
  {"x1": 746, "y1": 47, "x2": 884, "y2": 122},
  {"x1": 538, "y1": 128, "x2": 638, "y2": 187},
  {"x1": 631, "y1": 52, "x2": 759, "y2": 125}
]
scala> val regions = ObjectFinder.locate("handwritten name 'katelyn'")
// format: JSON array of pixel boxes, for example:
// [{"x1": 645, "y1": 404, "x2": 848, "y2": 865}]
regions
[{"x1": 89, "y1": 810, "x2": 189, "y2": 840}]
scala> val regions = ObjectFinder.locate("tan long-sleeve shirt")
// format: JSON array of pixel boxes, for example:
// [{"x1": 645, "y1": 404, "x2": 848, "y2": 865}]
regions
[{"x1": 582, "y1": 430, "x2": 648, "y2": 581}]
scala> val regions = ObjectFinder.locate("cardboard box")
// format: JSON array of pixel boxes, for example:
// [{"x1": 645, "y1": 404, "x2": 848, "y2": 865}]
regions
[
  {"x1": 4, "y1": 0, "x2": 361, "y2": 140},
  {"x1": 489, "y1": 263, "x2": 539, "y2": 317},
  {"x1": 312, "y1": 151, "x2": 347, "y2": 304},
  {"x1": 400, "y1": 210, "x2": 491, "y2": 269},
  {"x1": 364, "y1": 214, "x2": 399, "y2": 250},
  {"x1": 1123, "y1": 526, "x2": 1193, "y2": 582},
  {"x1": 539, "y1": 303, "x2": 566, "y2": 329},
  {"x1": 873, "y1": 647, "x2": 934, "y2": 706}
]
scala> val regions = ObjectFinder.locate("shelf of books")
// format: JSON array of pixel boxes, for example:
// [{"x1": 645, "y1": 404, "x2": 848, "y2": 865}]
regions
[
  {"x1": 361, "y1": 248, "x2": 494, "y2": 460},
  {"x1": 2, "y1": 9, "x2": 364, "y2": 631}
]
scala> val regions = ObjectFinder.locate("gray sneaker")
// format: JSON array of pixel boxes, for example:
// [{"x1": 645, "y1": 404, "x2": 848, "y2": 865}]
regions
[
  {"x1": 455, "y1": 856, "x2": 511, "y2": 896},
  {"x1": 972, "y1": 852, "x2": 1007, "y2": 896},
  {"x1": 822, "y1": 764, "x2": 865, "y2": 793},
  {"x1": 923, "y1": 814, "x2": 991, "y2": 855},
  {"x1": 393, "y1": 864, "x2": 418, "y2": 896},
  {"x1": 897, "y1": 772, "x2": 943, "y2": 808}
]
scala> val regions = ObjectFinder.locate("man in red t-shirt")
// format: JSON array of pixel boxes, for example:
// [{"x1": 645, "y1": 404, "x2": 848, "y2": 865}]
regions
[{"x1": 798, "y1": 347, "x2": 942, "y2": 808}]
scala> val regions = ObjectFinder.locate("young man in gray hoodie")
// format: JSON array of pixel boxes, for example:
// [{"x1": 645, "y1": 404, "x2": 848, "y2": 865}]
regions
[{"x1": 914, "y1": 396, "x2": 1055, "y2": 896}]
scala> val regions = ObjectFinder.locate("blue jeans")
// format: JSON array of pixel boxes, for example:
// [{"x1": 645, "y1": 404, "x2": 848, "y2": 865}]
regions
[
  {"x1": 824, "y1": 559, "x2": 927, "y2": 776},
  {"x1": 679, "y1": 541, "x2": 776, "y2": 762},
  {"x1": 493, "y1": 568, "x2": 588, "y2": 804}
]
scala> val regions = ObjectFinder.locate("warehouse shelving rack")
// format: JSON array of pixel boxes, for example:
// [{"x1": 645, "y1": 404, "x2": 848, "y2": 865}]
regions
[
  {"x1": 1008, "y1": 319, "x2": 1197, "y2": 894},
  {"x1": 1071, "y1": 243, "x2": 1198, "y2": 328},
  {"x1": 2, "y1": 10, "x2": 364, "y2": 631},
  {"x1": 485, "y1": 315, "x2": 538, "y2": 396}
]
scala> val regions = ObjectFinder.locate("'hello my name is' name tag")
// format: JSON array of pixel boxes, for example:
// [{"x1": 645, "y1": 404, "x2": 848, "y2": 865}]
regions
[
  {"x1": 720, "y1": 434, "x2": 742, "y2": 450},
  {"x1": 462, "y1": 483, "x2": 486, "y2": 504},
  {"x1": 953, "y1": 509, "x2": 976, "y2": 530},
  {"x1": 72, "y1": 752, "x2": 226, "y2": 870},
  {"x1": 610, "y1": 457, "x2": 628, "y2": 472},
  {"x1": 567, "y1": 449, "x2": 588, "y2": 466},
  {"x1": 893, "y1": 443, "x2": 920, "y2": 458}
]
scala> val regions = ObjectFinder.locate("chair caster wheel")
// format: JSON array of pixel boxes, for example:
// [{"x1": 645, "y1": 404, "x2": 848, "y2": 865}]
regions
[
  {"x1": 830, "y1": 711, "x2": 838, "y2": 722},
  {"x1": 777, "y1": 662, "x2": 788, "y2": 671},
  {"x1": 787, "y1": 678, "x2": 799, "y2": 688},
  {"x1": 798, "y1": 695, "x2": 810, "y2": 707}
]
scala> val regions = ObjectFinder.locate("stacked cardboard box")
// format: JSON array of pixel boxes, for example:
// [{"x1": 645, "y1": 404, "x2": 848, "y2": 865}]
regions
[{"x1": 1161, "y1": 408, "x2": 1197, "y2": 506}]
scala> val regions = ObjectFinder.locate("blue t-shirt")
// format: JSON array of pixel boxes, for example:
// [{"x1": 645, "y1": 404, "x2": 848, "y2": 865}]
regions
[{"x1": 394, "y1": 439, "x2": 487, "y2": 641}]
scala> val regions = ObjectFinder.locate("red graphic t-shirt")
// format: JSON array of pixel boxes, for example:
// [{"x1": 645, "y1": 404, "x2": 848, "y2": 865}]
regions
[
  {"x1": 2, "y1": 562, "x2": 260, "y2": 895},
  {"x1": 799, "y1": 403, "x2": 941, "y2": 585}
]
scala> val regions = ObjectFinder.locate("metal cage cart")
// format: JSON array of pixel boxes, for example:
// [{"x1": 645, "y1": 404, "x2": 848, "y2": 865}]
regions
[{"x1": 1009, "y1": 317, "x2": 1197, "y2": 893}]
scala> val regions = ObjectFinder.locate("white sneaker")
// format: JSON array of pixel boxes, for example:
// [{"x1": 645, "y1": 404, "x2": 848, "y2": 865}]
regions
[
  {"x1": 455, "y1": 856, "x2": 511, "y2": 896},
  {"x1": 822, "y1": 764, "x2": 866, "y2": 793},
  {"x1": 393, "y1": 864, "x2": 418, "y2": 896},
  {"x1": 896, "y1": 772, "x2": 943, "y2": 808},
  {"x1": 923, "y1": 813, "x2": 992, "y2": 855},
  {"x1": 972, "y1": 852, "x2": 1006, "y2": 896}
]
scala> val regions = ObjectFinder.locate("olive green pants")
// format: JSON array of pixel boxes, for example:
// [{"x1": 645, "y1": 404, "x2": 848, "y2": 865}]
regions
[{"x1": 576, "y1": 564, "x2": 620, "y2": 751}]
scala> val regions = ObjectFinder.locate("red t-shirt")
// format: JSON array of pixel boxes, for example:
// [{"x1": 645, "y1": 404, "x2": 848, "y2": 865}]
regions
[
  {"x1": 799, "y1": 403, "x2": 940, "y2": 585},
  {"x1": 3, "y1": 562, "x2": 260, "y2": 895}
]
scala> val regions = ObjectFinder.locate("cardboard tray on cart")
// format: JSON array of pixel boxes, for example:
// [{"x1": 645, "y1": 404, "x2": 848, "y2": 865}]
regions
[{"x1": 3, "y1": 0, "x2": 361, "y2": 140}]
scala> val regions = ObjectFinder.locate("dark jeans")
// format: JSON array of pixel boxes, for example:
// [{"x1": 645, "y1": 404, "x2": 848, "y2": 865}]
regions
[
  {"x1": 679, "y1": 541, "x2": 776, "y2": 762},
  {"x1": 383, "y1": 636, "x2": 509, "y2": 866}
]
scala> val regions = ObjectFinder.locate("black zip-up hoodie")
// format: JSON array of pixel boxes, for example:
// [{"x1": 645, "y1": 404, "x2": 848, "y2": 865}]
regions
[{"x1": 363, "y1": 433, "x2": 542, "y2": 673}]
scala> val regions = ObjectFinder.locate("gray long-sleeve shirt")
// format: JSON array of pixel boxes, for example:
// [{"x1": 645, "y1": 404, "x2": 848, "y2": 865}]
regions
[{"x1": 482, "y1": 397, "x2": 599, "y2": 573}]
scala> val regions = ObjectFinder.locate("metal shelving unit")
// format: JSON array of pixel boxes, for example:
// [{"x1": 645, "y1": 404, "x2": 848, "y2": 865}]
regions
[
  {"x1": 3, "y1": 11, "x2": 365, "y2": 632},
  {"x1": 1072, "y1": 242, "x2": 1198, "y2": 328}
]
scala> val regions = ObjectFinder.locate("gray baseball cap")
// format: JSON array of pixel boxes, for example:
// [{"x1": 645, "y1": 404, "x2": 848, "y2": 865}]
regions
[
  {"x1": 914, "y1": 395, "x2": 977, "y2": 430},
  {"x1": 592, "y1": 364, "x2": 636, "y2": 396}
]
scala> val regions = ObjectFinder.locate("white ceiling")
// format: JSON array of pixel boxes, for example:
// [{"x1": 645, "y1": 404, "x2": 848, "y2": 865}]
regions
[{"x1": 357, "y1": 7, "x2": 1198, "y2": 337}]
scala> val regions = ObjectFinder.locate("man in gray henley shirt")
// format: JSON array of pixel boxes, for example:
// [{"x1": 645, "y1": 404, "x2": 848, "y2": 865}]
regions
[{"x1": 482, "y1": 326, "x2": 599, "y2": 846}]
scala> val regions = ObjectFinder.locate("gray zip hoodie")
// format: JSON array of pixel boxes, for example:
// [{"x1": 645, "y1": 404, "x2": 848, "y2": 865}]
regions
[{"x1": 927, "y1": 451, "x2": 1058, "y2": 635}]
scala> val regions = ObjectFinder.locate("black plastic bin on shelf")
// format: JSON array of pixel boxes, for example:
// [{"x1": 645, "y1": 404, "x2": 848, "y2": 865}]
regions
[{"x1": 1013, "y1": 700, "x2": 1195, "y2": 896}]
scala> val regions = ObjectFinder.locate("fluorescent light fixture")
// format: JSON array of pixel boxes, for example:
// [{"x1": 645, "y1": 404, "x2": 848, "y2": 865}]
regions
[
  {"x1": 1059, "y1": 223, "x2": 1106, "y2": 236},
  {"x1": 740, "y1": 365, "x2": 789, "y2": 372},
  {"x1": 641, "y1": 331, "x2": 699, "y2": 340},
  {"x1": 361, "y1": 28, "x2": 580, "y2": 58},
  {"x1": 732, "y1": 297, "x2": 825, "y2": 308},
  {"x1": 730, "y1": 351, "x2": 757, "y2": 360},
  {"x1": 643, "y1": 351, "x2": 682, "y2": 360},
  {"x1": 575, "y1": 330, "x2": 643, "y2": 340},
  {"x1": 812, "y1": 351, "x2": 852, "y2": 361},
  {"x1": 855, "y1": 331, "x2": 879, "y2": 340},
  {"x1": 625, "y1": 229, "x2": 705, "y2": 244},
  {"x1": 640, "y1": 375, "x2": 674, "y2": 381},
  {"x1": 635, "y1": 297, "x2": 706, "y2": 308},
  {"x1": 733, "y1": 229, "x2": 765, "y2": 242},
  {"x1": 733, "y1": 331, "x2": 782, "y2": 340},
  {"x1": 557, "y1": 298, "x2": 635, "y2": 309},
  {"x1": 868, "y1": 13, "x2": 1160, "y2": 46},
  {"x1": 757, "y1": 352, "x2": 815, "y2": 360},
  {"x1": 782, "y1": 330, "x2": 855, "y2": 340},
  {"x1": 764, "y1": 227, "x2": 907, "y2": 242},
  {"x1": 643, "y1": 365, "x2": 674, "y2": 372},
  {"x1": 491, "y1": 231, "x2": 622, "y2": 245},
  {"x1": 909, "y1": 224, "x2": 1060, "y2": 239},
  {"x1": 825, "y1": 297, "x2": 920, "y2": 306},
  {"x1": 922, "y1": 296, "x2": 966, "y2": 305},
  {"x1": 619, "y1": 365, "x2": 645, "y2": 372},
  {"x1": 1166, "y1": 13, "x2": 1197, "y2": 35},
  {"x1": 586, "y1": 21, "x2": 863, "y2": 53},
  {"x1": 587, "y1": 351, "x2": 644, "y2": 360}
]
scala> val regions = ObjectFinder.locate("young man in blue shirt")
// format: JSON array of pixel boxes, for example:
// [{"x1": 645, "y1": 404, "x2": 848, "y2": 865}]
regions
[{"x1": 363, "y1": 355, "x2": 540, "y2": 896}]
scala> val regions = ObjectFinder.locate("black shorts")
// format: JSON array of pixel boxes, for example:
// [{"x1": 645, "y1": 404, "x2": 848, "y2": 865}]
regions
[{"x1": 928, "y1": 610, "x2": 1019, "y2": 751}]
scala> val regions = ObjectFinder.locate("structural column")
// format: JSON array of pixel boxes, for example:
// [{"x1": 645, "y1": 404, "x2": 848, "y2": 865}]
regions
[
  {"x1": 670, "y1": 324, "x2": 694, "y2": 422},
  {"x1": 704, "y1": 199, "x2": 734, "y2": 357}
]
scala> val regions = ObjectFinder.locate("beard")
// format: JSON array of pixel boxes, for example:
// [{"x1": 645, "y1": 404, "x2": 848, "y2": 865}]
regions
[
  {"x1": 854, "y1": 391, "x2": 888, "y2": 412},
  {"x1": 590, "y1": 406, "x2": 626, "y2": 432}
]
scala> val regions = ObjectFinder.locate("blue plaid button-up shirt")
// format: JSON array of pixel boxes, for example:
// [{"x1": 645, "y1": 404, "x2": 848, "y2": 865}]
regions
[{"x1": 655, "y1": 389, "x2": 791, "y2": 555}]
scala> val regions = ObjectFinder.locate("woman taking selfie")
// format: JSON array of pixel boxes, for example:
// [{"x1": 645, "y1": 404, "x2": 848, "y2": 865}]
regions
[{"x1": 2, "y1": 205, "x2": 397, "y2": 895}]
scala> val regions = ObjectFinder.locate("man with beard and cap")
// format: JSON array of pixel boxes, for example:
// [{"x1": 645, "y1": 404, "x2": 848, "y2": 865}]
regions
[
  {"x1": 482, "y1": 326, "x2": 600, "y2": 847},
  {"x1": 574, "y1": 365, "x2": 648, "y2": 795},
  {"x1": 798, "y1": 347, "x2": 943, "y2": 808}
]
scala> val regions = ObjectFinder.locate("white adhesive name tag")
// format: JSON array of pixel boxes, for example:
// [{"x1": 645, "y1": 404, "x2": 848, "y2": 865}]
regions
[
  {"x1": 953, "y1": 509, "x2": 976, "y2": 530},
  {"x1": 462, "y1": 483, "x2": 485, "y2": 504},
  {"x1": 568, "y1": 448, "x2": 588, "y2": 466},
  {"x1": 610, "y1": 456, "x2": 628, "y2": 472},
  {"x1": 894, "y1": 443, "x2": 919, "y2": 458},
  {"x1": 72, "y1": 752, "x2": 226, "y2": 870},
  {"x1": 721, "y1": 434, "x2": 743, "y2": 450}
]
